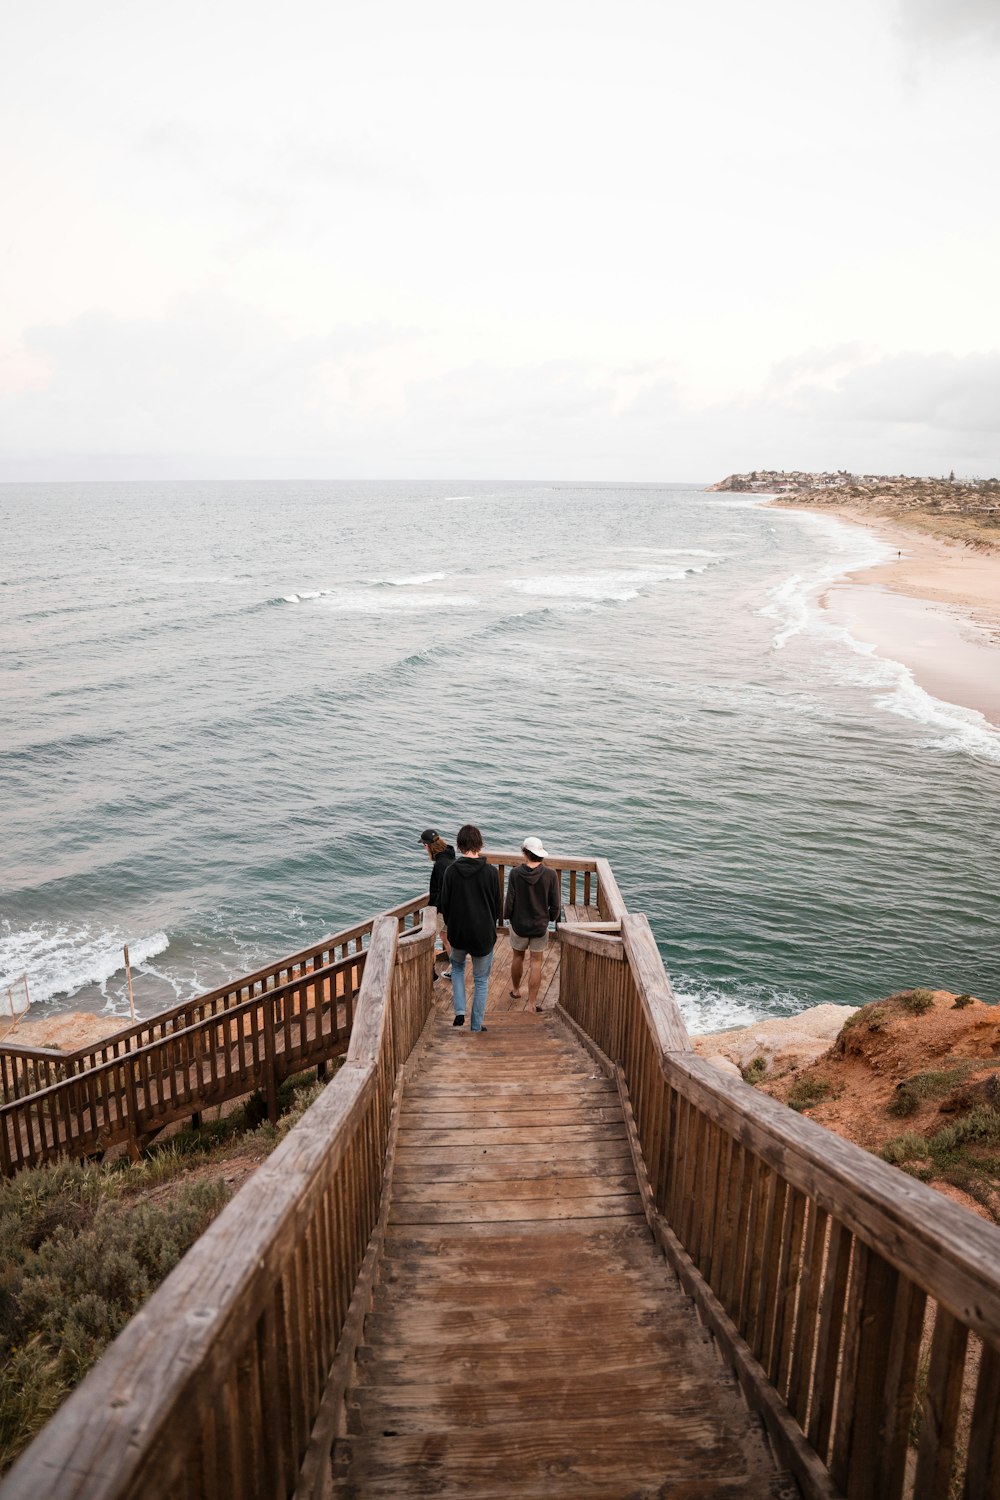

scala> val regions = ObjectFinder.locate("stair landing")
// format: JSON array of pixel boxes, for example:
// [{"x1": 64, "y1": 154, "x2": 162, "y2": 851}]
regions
[{"x1": 330, "y1": 1008, "x2": 795, "y2": 1498}]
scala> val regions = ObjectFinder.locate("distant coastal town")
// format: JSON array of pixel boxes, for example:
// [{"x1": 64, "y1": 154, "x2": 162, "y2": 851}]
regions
[{"x1": 709, "y1": 470, "x2": 1000, "y2": 549}]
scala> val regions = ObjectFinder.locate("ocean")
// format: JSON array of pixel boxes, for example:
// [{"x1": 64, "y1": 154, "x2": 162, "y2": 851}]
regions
[{"x1": 2, "y1": 480, "x2": 998, "y2": 1035}]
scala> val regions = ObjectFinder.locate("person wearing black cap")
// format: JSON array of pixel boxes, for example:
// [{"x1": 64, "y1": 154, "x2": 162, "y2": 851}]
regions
[{"x1": 419, "y1": 829, "x2": 455, "y2": 976}]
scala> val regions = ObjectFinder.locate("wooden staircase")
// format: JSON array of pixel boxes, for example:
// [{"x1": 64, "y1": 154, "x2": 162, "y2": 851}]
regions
[{"x1": 331, "y1": 1008, "x2": 795, "y2": 1498}]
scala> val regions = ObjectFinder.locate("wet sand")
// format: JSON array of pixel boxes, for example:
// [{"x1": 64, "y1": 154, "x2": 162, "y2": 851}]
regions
[{"x1": 794, "y1": 504, "x2": 1000, "y2": 728}]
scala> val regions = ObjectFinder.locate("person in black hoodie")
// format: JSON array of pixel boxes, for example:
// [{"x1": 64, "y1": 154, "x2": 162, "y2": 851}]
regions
[
  {"x1": 439, "y1": 823, "x2": 501, "y2": 1032},
  {"x1": 419, "y1": 829, "x2": 455, "y2": 977},
  {"x1": 504, "y1": 836, "x2": 560, "y2": 1012}
]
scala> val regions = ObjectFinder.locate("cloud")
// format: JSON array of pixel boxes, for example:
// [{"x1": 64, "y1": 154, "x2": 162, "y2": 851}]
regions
[
  {"x1": 2, "y1": 300, "x2": 998, "y2": 482},
  {"x1": 896, "y1": 0, "x2": 1000, "y2": 50}
]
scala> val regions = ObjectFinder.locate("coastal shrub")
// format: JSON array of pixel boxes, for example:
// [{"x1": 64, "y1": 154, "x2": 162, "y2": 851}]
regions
[
  {"x1": 887, "y1": 1064, "x2": 977, "y2": 1117},
  {"x1": 0, "y1": 1172, "x2": 228, "y2": 1471},
  {"x1": 881, "y1": 1133, "x2": 929, "y2": 1165},
  {"x1": 899, "y1": 989, "x2": 936, "y2": 1015},
  {"x1": 0, "y1": 1064, "x2": 330, "y2": 1472},
  {"x1": 927, "y1": 1105, "x2": 1000, "y2": 1166},
  {"x1": 788, "y1": 1077, "x2": 832, "y2": 1112},
  {"x1": 742, "y1": 1056, "x2": 767, "y2": 1085},
  {"x1": 888, "y1": 1085, "x2": 919, "y2": 1119},
  {"x1": 953, "y1": 993, "x2": 974, "y2": 1009}
]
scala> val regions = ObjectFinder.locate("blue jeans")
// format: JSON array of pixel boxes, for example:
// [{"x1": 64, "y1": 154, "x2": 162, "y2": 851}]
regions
[{"x1": 449, "y1": 947, "x2": 493, "y2": 1030}]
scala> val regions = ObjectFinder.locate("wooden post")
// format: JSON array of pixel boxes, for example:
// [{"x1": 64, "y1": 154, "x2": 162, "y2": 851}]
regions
[
  {"x1": 2, "y1": 974, "x2": 30, "y2": 1037},
  {"x1": 123, "y1": 945, "x2": 137, "y2": 1024},
  {"x1": 262, "y1": 999, "x2": 279, "y2": 1125},
  {"x1": 123, "y1": 1060, "x2": 141, "y2": 1162}
]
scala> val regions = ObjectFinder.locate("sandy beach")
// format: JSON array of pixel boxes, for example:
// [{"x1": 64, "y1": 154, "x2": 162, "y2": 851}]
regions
[{"x1": 793, "y1": 504, "x2": 1000, "y2": 728}]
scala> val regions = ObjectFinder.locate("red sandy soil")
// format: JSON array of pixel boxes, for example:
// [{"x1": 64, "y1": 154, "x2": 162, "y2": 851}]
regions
[{"x1": 761, "y1": 989, "x2": 1000, "y2": 1221}]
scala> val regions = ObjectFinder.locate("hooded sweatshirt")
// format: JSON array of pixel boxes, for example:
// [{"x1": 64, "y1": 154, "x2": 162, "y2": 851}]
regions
[
  {"x1": 504, "y1": 861, "x2": 560, "y2": 937},
  {"x1": 439, "y1": 856, "x2": 501, "y2": 956},
  {"x1": 428, "y1": 844, "x2": 456, "y2": 910}
]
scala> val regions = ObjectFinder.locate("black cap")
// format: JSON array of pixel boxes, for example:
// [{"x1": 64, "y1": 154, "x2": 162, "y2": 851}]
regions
[{"x1": 419, "y1": 828, "x2": 439, "y2": 845}]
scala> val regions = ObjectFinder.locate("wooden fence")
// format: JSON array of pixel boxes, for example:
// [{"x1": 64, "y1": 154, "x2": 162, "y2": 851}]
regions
[
  {"x1": 0, "y1": 897, "x2": 428, "y2": 1105},
  {"x1": 0, "y1": 945, "x2": 367, "y2": 1174},
  {"x1": 0, "y1": 909, "x2": 437, "y2": 1500},
  {"x1": 559, "y1": 917, "x2": 1000, "y2": 1500},
  {"x1": 0, "y1": 855, "x2": 614, "y2": 1177}
]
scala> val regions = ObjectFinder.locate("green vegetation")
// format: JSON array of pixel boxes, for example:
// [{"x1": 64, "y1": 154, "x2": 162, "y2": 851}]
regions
[
  {"x1": 742, "y1": 1055, "x2": 767, "y2": 1086},
  {"x1": 0, "y1": 1070, "x2": 327, "y2": 1473},
  {"x1": 953, "y1": 993, "x2": 974, "y2": 1009},
  {"x1": 881, "y1": 1105, "x2": 1000, "y2": 1220},
  {"x1": 838, "y1": 1003, "x2": 886, "y2": 1040},
  {"x1": 898, "y1": 988, "x2": 936, "y2": 1015},
  {"x1": 887, "y1": 1062, "x2": 978, "y2": 1118},
  {"x1": 788, "y1": 1076, "x2": 833, "y2": 1112}
]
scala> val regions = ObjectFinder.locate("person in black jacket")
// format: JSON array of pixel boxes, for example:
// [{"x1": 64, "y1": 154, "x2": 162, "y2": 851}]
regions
[
  {"x1": 419, "y1": 829, "x2": 455, "y2": 977},
  {"x1": 504, "y1": 836, "x2": 560, "y2": 1012},
  {"x1": 439, "y1": 824, "x2": 501, "y2": 1032}
]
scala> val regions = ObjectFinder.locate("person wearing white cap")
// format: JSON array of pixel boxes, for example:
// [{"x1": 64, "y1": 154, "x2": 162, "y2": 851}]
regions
[{"x1": 503, "y1": 837, "x2": 560, "y2": 1012}]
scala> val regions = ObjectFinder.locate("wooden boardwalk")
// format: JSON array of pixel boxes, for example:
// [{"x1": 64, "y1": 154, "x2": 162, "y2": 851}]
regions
[{"x1": 331, "y1": 947, "x2": 794, "y2": 1498}]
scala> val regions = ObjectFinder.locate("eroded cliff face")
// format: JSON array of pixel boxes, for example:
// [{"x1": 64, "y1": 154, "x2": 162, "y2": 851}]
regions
[{"x1": 696, "y1": 990, "x2": 1000, "y2": 1222}]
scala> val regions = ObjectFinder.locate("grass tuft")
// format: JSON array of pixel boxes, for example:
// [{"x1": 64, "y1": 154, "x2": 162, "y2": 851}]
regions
[
  {"x1": 898, "y1": 988, "x2": 936, "y2": 1015},
  {"x1": 788, "y1": 1076, "x2": 833, "y2": 1113},
  {"x1": 953, "y1": 993, "x2": 974, "y2": 1009},
  {"x1": 887, "y1": 1063, "x2": 978, "y2": 1118}
]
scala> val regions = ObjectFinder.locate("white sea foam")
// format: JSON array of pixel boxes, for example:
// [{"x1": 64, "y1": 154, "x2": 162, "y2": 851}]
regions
[
  {"x1": 763, "y1": 511, "x2": 1000, "y2": 762},
  {"x1": 760, "y1": 512, "x2": 893, "y2": 650},
  {"x1": 0, "y1": 922, "x2": 170, "y2": 1007},
  {"x1": 819, "y1": 619, "x2": 1000, "y2": 764},
  {"x1": 709, "y1": 496, "x2": 772, "y2": 509},
  {"x1": 672, "y1": 976, "x2": 804, "y2": 1036},
  {"x1": 616, "y1": 547, "x2": 720, "y2": 559},
  {"x1": 322, "y1": 590, "x2": 473, "y2": 614},
  {"x1": 384, "y1": 572, "x2": 447, "y2": 586},
  {"x1": 510, "y1": 562, "x2": 709, "y2": 604}
]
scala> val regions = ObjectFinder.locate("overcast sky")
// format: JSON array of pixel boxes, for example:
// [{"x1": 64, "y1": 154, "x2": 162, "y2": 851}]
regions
[{"x1": 1, "y1": 0, "x2": 998, "y2": 482}]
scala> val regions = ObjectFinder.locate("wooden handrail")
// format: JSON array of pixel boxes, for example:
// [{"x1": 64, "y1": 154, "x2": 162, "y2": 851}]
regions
[
  {"x1": 0, "y1": 853, "x2": 608, "y2": 1107},
  {"x1": 558, "y1": 914, "x2": 1000, "y2": 1500},
  {"x1": 0, "y1": 895, "x2": 427, "y2": 1106},
  {"x1": 0, "y1": 946, "x2": 369, "y2": 1174},
  {"x1": 0, "y1": 908, "x2": 438, "y2": 1500}
]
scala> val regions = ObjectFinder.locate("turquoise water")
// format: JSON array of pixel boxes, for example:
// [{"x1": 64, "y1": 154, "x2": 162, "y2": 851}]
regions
[{"x1": 1, "y1": 480, "x2": 997, "y2": 1033}]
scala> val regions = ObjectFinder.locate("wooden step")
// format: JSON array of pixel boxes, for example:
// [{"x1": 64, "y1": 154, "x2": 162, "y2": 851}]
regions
[
  {"x1": 329, "y1": 982, "x2": 787, "y2": 1498},
  {"x1": 347, "y1": 1367, "x2": 736, "y2": 1431},
  {"x1": 331, "y1": 1416, "x2": 777, "y2": 1497}
]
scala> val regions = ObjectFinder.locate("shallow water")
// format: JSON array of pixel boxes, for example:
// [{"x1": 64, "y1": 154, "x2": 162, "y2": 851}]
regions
[{"x1": 1, "y1": 480, "x2": 997, "y2": 1033}]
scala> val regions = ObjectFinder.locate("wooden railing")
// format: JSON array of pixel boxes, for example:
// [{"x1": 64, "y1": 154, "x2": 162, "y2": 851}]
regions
[
  {"x1": 484, "y1": 850, "x2": 622, "y2": 919},
  {"x1": 0, "y1": 896, "x2": 427, "y2": 1107},
  {"x1": 559, "y1": 917, "x2": 1000, "y2": 1500},
  {"x1": 0, "y1": 944, "x2": 370, "y2": 1174},
  {"x1": 0, "y1": 908, "x2": 437, "y2": 1500},
  {"x1": 0, "y1": 856, "x2": 610, "y2": 1113}
]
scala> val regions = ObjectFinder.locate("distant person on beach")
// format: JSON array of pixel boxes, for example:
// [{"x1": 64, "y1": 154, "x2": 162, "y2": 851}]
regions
[
  {"x1": 504, "y1": 836, "x2": 560, "y2": 1012},
  {"x1": 419, "y1": 828, "x2": 455, "y2": 978},
  {"x1": 438, "y1": 824, "x2": 501, "y2": 1033}
]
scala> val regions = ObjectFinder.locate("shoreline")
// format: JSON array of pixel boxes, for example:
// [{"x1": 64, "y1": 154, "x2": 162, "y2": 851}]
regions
[{"x1": 778, "y1": 501, "x2": 1000, "y2": 729}]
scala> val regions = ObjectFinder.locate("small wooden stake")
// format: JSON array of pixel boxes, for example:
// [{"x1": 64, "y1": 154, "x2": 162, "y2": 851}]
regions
[{"x1": 123, "y1": 945, "x2": 137, "y2": 1024}]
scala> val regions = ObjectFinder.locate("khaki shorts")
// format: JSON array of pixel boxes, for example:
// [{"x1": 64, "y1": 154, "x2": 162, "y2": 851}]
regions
[{"x1": 510, "y1": 930, "x2": 548, "y2": 954}]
